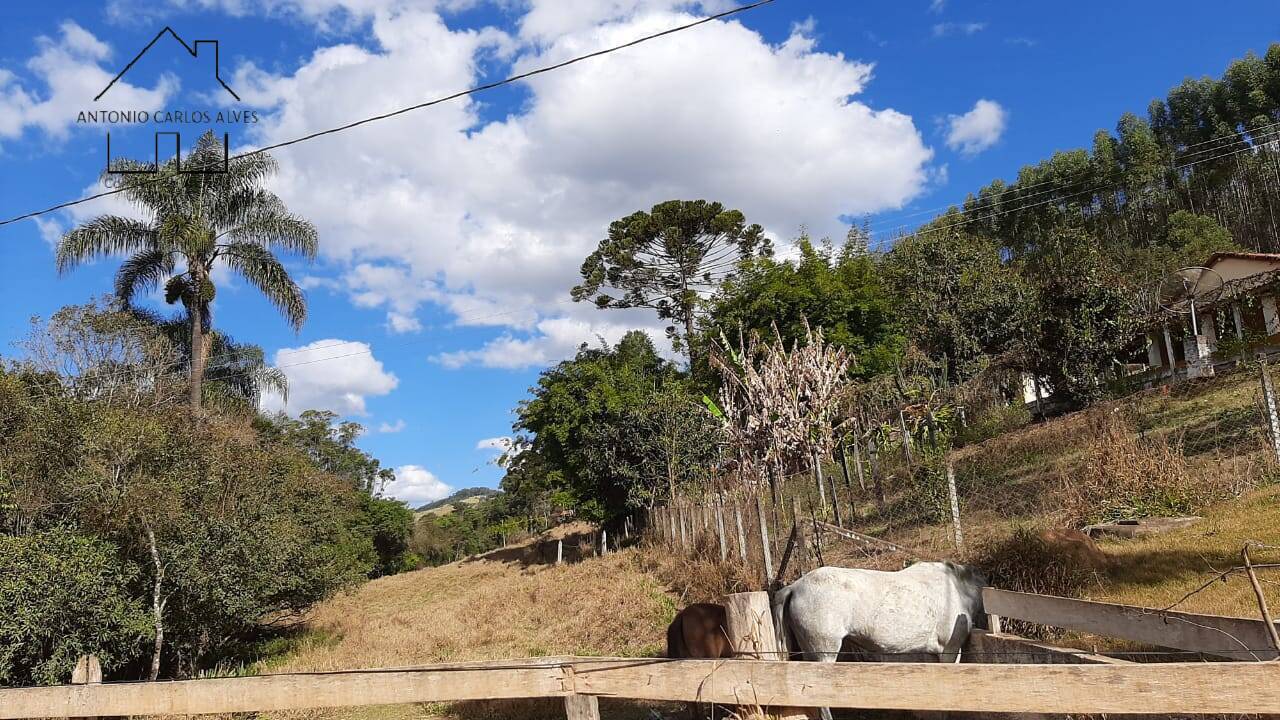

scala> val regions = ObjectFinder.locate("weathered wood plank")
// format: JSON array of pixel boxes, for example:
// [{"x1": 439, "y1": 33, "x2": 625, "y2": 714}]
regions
[
  {"x1": 962, "y1": 629, "x2": 1131, "y2": 664},
  {"x1": 569, "y1": 658, "x2": 1280, "y2": 714},
  {"x1": 983, "y1": 587, "x2": 1280, "y2": 660},
  {"x1": 563, "y1": 693, "x2": 600, "y2": 720},
  {"x1": 0, "y1": 663, "x2": 568, "y2": 719}
]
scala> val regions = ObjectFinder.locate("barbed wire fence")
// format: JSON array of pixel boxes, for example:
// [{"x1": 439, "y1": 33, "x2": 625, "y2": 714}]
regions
[{"x1": 644, "y1": 355, "x2": 1280, "y2": 595}]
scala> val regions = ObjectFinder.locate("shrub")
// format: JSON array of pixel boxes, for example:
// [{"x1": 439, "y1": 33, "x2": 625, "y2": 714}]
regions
[
  {"x1": 1061, "y1": 408, "x2": 1223, "y2": 525},
  {"x1": 0, "y1": 530, "x2": 149, "y2": 685},
  {"x1": 956, "y1": 403, "x2": 1031, "y2": 446}
]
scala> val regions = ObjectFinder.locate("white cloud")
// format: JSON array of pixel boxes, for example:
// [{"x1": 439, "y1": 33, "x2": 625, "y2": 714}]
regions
[
  {"x1": 386, "y1": 464, "x2": 452, "y2": 506},
  {"x1": 0, "y1": 22, "x2": 176, "y2": 144},
  {"x1": 261, "y1": 338, "x2": 398, "y2": 416},
  {"x1": 378, "y1": 418, "x2": 407, "y2": 433},
  {"x1": 945, "y1": 99, "x2": 1007, "y2": 156},
  {"x1": 228, "y1": 7, "x2": 932, "y2": 364},
  {"x1": 928, "y1": 0, "x2": 946, "y2": 13},
  {"x1": 475, "y1": 436, "x2": 512, "y2": 452},
  {"x1": 931, "y1": 22, "x2": 986, "y2": 37},
  {"x1": 433, "y1": 315, "x2": 672, "y2": 369}
]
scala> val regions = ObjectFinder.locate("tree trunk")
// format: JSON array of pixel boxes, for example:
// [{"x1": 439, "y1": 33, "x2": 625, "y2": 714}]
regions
[
  {"x1": 188, "y1": 301, "x2": 205, "y2": 410},
  {"x1": 145, "y1": 523, "x2": 165, "y2": 681}
]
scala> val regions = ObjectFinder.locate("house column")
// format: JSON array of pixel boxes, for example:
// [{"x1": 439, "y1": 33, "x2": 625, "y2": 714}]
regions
[
  {"x1": 1232, "y1": 301, "x2": 1246, "y2": 340},
  {"x1": 1162, "y1": 325, "x2": 1176, "y2": 371},
  {"x1": 1146, "y1": 330, "x2": 1162, "y2": 368},
  {"x1": 1263, "y1": 295, "x2": 1280, "y2": 336}
]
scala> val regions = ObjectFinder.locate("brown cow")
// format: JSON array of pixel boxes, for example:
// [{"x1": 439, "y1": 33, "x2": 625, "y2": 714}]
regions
[{"x1": 666, "y1": 603, "x2": 733, "y2": 659}]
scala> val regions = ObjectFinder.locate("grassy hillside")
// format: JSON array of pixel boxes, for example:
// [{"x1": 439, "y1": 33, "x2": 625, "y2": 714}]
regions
[
  {"x1": 266, "y1": 523, "x2": 674, "y2": 720},
  {"x1": 416, "y1": 487, "x2": 497, "y2": 514}
]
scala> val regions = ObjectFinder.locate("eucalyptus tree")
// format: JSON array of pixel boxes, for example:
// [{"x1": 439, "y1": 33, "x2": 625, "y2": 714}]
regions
[
  {"x1": 56, "y1": 131, "x2": 317, "y2": 410},
  {"x1": 572, "y1": 200, "x2": 770, "y2": 361}
]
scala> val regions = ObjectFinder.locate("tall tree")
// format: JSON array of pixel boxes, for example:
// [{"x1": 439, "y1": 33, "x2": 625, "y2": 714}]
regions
[
  {"x1": 706, "y1": 235, "x2": 903, "y2": 378},
  {"x1": 56, "y1": 131, "x2": 317, "y2": 410},
  {"x1": 572, "y1": 200, "x2": 769, "y2": 360}
]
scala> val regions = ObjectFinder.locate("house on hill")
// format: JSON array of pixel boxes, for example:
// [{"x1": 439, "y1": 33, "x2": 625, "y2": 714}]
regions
[{"x1": 1135, "y1": 251, "x2": 1280, "y2": 383}]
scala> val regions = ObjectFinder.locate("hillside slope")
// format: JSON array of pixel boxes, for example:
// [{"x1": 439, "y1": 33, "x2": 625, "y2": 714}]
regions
[{"x1": 269, "y1": 523, "x2": 674, "y2": 719}]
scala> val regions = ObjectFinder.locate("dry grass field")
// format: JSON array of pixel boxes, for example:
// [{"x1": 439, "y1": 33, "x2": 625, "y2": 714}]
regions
[{"x1": 263, "y1": 522, "x2": 677, "y2": 720}]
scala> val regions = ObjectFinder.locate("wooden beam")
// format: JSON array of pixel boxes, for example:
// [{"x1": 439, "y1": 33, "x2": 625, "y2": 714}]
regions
[
  {"x1": 983, "y1": 587, "x2": 1280, "y2": 660},
  {"x1": 0, "y1": 661, "x2": 569, "y2": 719},
  {"x1": 563, "y1": 693, "x2": 600, "y2": 720},
  {"x1": 962, "y1": 629, "x2": 1131, "y2": 664},
  {"x1": 5, "y1": 656, "x2": 1280, "y2": 717},
  {"x1": 568, "y1": 658, "x2": 1280, "y2": 714}
]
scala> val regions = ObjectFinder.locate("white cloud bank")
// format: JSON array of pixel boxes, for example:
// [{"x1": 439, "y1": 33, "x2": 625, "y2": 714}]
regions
[
  {"x1": 0, "y1": 22, "x2": 175, "y2": 143},
  {"x1": 11, "y1": 3, "x2": 937, "y2": 372},
  {"x1": 385, "y1": 464, "x2": 452, "y2": 506},
  {"x1": 232, "y1": 4, "x2": 934, "y2": 368},
  {"x1": 261, "y1": 339, "x2": 398, "y2": 416},
  {"x1": 945, "y1": 99, "x2": 1007, "y2": 156}
]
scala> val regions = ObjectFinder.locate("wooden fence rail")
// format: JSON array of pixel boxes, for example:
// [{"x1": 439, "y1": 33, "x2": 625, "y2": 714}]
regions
[
  {"x1": 984, "y1": 587, "x2": 1280, "y2": 660},
  {"x1": 3, "y1": 655, "x2": 1280, "y2": 717}
]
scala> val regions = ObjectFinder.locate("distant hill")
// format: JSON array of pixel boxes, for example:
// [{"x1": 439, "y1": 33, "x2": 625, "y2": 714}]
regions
[{"x1": 416, "y1": 487, "x2": 497, "y2": 514}]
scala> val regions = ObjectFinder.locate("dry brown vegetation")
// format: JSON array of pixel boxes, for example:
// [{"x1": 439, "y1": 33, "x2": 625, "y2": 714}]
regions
[{"x1": 260, "y1": 523, "x2": 676, "y2": 720}]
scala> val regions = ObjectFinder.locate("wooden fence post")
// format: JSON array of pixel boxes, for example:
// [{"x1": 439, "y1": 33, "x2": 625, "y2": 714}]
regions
[
  {"x1": 826, "y1": 454, "x2": 843, "y2": 528},
  {"x1": 679, "y1": 505, "x2": 689, "y2": 550},
  {"x1": 899, "y1": 410, "x2": 914, "y2": 465},
  {"x1": 755, "y1": 493, "x2": 774, "y2": 585},
  {"x1": 722, "y1": 593, "x2": 807, "y2": 719},
  {"x1": 946, "y1": 461, "x2": 964, "y2": 553},
  {"x1": 1260, "y1": 356, "x2": 1280, "y2": 464},
  {"x1": 564, "y1": 693, "x2": 600, "y2": 720},
  {"x1": 715, "y1": 496, "x2": 728, "y2": 563},
  {"x1": 71, "y1": 654, "x2": 102, "y2": 720},
  {"x1": 556, "y1": 539, "x2": 563, "y2": 565},
  {"x1": 812, "y1": 451, "x2": 827, "y2": 514},
  {"x1": 668, "y1": 506, "x2": 677, "y2": 546},
  {"x1": 600, "y1": 529, "x2": 608, "y2": 557},
  {"x1": 734, "y1": 503, "x2": 748, "y2": 565}
]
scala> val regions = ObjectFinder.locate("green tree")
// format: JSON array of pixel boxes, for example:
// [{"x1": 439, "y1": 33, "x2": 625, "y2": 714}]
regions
[
  {"x1": 707, "y1": 235, "x2": 903, "y2": 377},
  {"x1": 0, "y1": 530, "x2": 149, "y2": 686},
  {"x1": 572, "y1": 200, "x2": 770, "y2": 359},
  {"x1": 506, "y1": 331, "x2": 715, "y2": 521},
  {"x1": 882, "y1": 222, "x2": 1031, "y2": 381},
  {"x1": 56, "y1": 131, "x2": 317, "y2": 410}
]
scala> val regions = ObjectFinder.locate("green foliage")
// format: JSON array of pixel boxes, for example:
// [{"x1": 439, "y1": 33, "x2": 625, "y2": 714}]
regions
[
  {"x1": 572, "y1": 200, "x2": 770, "y2": 357},
  {"x1": 882, "y1": 225, "x2": 1031, "y2": 381},
  {"x1": 0, "y1": 365, "x2": 392, "y2": 680},
  {"x1": 0, "y1": 530, "x2": 149, "y2": 686},
  {"x1": 707, "y1": 235, "x2": 904, "y2": 377},
  {"x1": 505, "y1": 331, "x2": 720, "y2": 523}
]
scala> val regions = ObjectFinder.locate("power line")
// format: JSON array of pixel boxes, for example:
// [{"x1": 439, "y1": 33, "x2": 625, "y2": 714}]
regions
[
  {"x1": 0, "y1": 0, "x2": 777, "y2": 228},
  {"x1": 22, "y1": 130, "x2": 1280, "y2": 391}
]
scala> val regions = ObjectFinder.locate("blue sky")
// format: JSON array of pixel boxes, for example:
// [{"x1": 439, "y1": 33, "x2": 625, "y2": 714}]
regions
[{"x1": 2, "y1": 0, "x2": 1277, "y2": 506}]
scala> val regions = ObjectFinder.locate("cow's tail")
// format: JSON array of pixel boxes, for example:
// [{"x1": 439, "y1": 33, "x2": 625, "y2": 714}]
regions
[
  {"x1": 770, "y1": 585, "x2": 796, "y2": 660},
  {"x1": 665, "y1": 616, "x2": 684, "y2": 659}
]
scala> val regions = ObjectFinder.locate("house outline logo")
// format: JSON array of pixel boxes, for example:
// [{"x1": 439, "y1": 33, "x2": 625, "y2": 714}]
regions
[
  {"x1": 96, "y1": 27, "x2": 240, "y2": 102},
  {"x1": 95, "y1": 27, "x2": 243, "y2": 176}
]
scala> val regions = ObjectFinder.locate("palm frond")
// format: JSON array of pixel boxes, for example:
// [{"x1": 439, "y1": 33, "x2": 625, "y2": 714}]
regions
[
  {"x1": 113, "y1": 249, "x2": 176, "y2": 305},
  {"x1": 56, "y1": 216, "x2": 157, "y2": 273},
  {"x1": 219, "y1": 242, "x2": 307, "y2": 330}
]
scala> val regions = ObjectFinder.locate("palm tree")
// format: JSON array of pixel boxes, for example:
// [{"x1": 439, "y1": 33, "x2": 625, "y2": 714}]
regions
[{"x1": 57, "y1": 131, "x2": 317, "y2": 410}]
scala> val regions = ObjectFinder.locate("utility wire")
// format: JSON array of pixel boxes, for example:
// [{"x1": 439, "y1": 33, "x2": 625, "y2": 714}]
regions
[
  {"x1": 0, "y1": 0, "x2": 777, "y2": 228},
  {"x1": 25, "y1": 134, "x2": 1280, "y2": 392}
]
